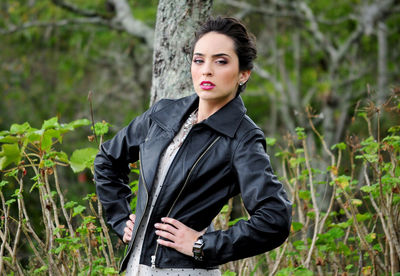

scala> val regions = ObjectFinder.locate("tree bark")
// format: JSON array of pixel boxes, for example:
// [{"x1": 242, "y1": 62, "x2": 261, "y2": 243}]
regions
[
  {"x1": 150, "y1": 0, "x2": 213, "y2": 105},
  {"x1": 377, "y1": 21, "x2": 388, "y2": 105}
]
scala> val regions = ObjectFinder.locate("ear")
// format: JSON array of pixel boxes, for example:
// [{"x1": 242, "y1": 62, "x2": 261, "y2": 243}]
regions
[{"x1": 239, "y1": 70, "x2": 251, "y2": 84}]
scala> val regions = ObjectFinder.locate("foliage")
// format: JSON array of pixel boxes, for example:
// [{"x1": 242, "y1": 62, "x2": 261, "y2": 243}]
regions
[
  {"x1": 0, "y1": 117, "x2": 121, "y2": 275},
  {"x1": 0, "y1": 94, "x2": 399, "y2": 275},
  {"x1": 214, "y1": 91, "x2": 400, "y2": 275}
]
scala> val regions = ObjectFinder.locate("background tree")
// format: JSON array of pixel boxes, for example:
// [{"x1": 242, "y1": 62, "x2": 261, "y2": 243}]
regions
[{"x1": 150, "y1": 0, "x2": 212, "y2": 103}]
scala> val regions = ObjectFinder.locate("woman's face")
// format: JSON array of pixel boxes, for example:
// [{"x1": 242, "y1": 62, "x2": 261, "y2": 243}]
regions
[{"x1": 191, "y1": 32, "x2": 250, "y2": 106}]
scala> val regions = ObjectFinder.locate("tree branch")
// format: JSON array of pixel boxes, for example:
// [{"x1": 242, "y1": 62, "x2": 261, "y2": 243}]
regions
[
  {"x1": 297, "y1": 1, "x2": 337, "y2": 60},
  {"x1": 51, "y1": 0, "x2": 100, "y2": 17},
  {"x1": 217, "y1": 0, "x2": 303, "y2": 19},
  {"x1": 0, "y1": 17, "x2": 123, "y2": 35},
  {"x1": 108, "y1": 0, "x2": 154, "y2": 47},
  {"x1": 0, "y1": 0, "x2": 155, "y2": 48}
]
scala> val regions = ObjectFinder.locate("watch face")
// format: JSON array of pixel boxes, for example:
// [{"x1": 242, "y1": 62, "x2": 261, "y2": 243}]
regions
[{"x1": 193, "y1": 238, "x2": 204, "y2": 261}]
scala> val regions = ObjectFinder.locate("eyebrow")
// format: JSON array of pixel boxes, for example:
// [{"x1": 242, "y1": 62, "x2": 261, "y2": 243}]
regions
[{"x1": 193, "y1": 53, "x2": 231, "y2": 58}]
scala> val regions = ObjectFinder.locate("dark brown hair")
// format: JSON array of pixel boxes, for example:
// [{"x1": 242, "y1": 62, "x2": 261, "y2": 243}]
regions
[{"x1": 192, "y1": 17, "x2": 257, "y2": 94}]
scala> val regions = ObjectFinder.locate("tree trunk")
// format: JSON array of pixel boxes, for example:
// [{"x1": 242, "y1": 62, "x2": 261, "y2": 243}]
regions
[
  {"x1": 377, "y1": 21, "x2": 387, "y2": 105},
  {"x1": 150, "y1": 0, "x2": 213, "y2": 105}
]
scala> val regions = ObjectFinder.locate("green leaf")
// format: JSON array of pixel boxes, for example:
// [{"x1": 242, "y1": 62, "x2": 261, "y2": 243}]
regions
[
  {"x1": 307, "y1": 211, "x2": 316, "y2": 219},
  {"x1": 351, "y1": 199, "x2": 362, "y2": 206},
  {"x1": 0, "y1": 143, "x2": 21, "y2": 170},
  {"x1": 356, "y1": 213, "x2": 372, "y2": 222},
  {"x1": 46, "y1": 129, "x2": 61, "y2": 143},
  {"x1": 65, "y1": 201, "x2": 77, "y2": 209},
  {"x1": 299, "y1": 190, "x2": 311, "y2": 201},
  {"x1": 337, "y1": 218, "x2": 353, "y2": 229},
  {"x1": 10, "y1": 122, "x2": 31, "y2": 134},
  {"x1": 73, "y1": 205, "x2": 86, "y2": 217},
  {"x1": 104, "y1": 267, "x2": 119, "y2": 274},
  {"x1": 331, "y1": 142, "x2": 346, "y2": 150},
  {"x1": 222, "y1": 271, "x2": 237, "y2": 276},
  {"x1": 295, "y1": 127, "x2": 306, "y2": 140},
  {"x1": 93, "y1": 121, "x2": 110, "y2": 136},
  {"x1": 0, "y1": 180, "x2": 8, "y2": 189},
  {"x1": 0, "y1": 135, "x2": 19, "y2": 143},
  {"x1": 373, "y1": 243, "x2": 383, "y2": 252},
  {"x1": 365, "y1": 233, "x2": 376, "y2": 243},
  {"x1": 293, "y1": 240, "x2": 307, "y2": 251},
  {"x1": 55, "y1": 243, "x2": 66, "y2": 254},
  {"x1": 44, "y1": 159, "x2": 55, "y2": 168},
  {"x1": 266, "y1": 137, "x2": 276, "y2": 146},
  {"x1": 357, "y1": 112, "x2": 367, "y2": 119},
  {"x1": 1, "y1": 256, "x2": 11, "y2": 263},
  {"x1": 293, "y1": 267, "x2": 313, "y2": 276},
  {"x1": 34, "y1": 265, "x2": 48, "y2": 274},
  {"x1": 228, "y1": 216, "x2": 247, "y2": 226},
  {"x1": 387, "y1": 126, "x2": 400, "y2": 133},
  {"x1": 292, "y1": 221, "x2": 304, "y2": 232},
  {"x1": 66, "y1": 118, "x2": 91, "y2": 129},
  {"x1": 26, "y1": 129, "x2": 42, "y2": 143},
  {"x1": 6, "y1": 199, "x2": 16, "y2": 206},
  {"x1": 327, "y1": 227, "x2": 345, "y2": 239},
  {"x1": 360, "y1": 185, "x2": 376, "y2": 193},
  {"x1": 220, "y1": 204, "x2": 229, "y2": 213},
  {"x1": 41, "y1": 117, "x2": 59, "y2": 130},
  {"x1": 41, "y1": 131, "x2": 54, "y2": 152},
  {"x1": 70, "y1": 147, "x2": 99, "y2": 173}
]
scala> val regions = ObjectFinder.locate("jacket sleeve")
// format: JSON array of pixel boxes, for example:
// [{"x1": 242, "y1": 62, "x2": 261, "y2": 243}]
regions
[
  {"x1": 202, "y1": 129, "x2": 292, "y2": 265},
  {"x1": 93, "y1": 105, "x2": 156, "y2": 239}
]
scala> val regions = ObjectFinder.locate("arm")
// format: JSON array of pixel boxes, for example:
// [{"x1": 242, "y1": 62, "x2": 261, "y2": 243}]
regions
[
  {"x1": 93, "y1": 106, "x2": 155, "y2": 239},
  {"x1": 201, "y1": 129, "x2": 292, "y2": 265}
]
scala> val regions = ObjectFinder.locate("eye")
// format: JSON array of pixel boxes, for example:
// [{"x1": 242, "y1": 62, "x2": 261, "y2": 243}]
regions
[
  {"x1": 216, "y1": 59, "x2": 228, "y2": 65},
  {"x1": 192, "y1": 58, "x2": 203, "y2": 64}
]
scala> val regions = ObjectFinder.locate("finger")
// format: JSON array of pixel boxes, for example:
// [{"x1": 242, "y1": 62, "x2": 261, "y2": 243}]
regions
[
  {"x1": 155, "y1": 230, "x2": 176, "y2": 242},
  {"x1": 161, "y1": 217, "x2": 185, "y2": 229},
  {"x1": 154, "y1": 223, "x2": 178, "y2": 235},
  {"x1": 124, "y1": 227, "x2": 132, "y2": 237},
  {"x1": 126, "y1": 220, "x2": 134, "y2": 230},
  {"x1": 129, "y1": 214, "x2": 136, "y2": 223},
  {"x1": 123, "y1": 232, "x2": 131, "y2": 243},
  {"x1": 157, "y1": 238, "x2": 177, "y2": 250}
]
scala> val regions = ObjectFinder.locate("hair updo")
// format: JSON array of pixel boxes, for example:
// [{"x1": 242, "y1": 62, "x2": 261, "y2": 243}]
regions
[{"x1": 192, "y1": 17, "x2": 257, "y2": 94}]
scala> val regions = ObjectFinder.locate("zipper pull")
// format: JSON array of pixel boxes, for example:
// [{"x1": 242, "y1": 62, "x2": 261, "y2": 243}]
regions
[{"x1": 151, "y1": 255, "x2": 156, "y2": 268}]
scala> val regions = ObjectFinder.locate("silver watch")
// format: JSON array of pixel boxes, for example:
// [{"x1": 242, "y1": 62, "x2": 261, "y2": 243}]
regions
[{"x1": 193, "y1": 237, "x2": 204, "y2": 261}]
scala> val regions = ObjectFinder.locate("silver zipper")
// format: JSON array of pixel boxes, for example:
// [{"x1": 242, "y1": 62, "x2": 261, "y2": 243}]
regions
[
  {"x1": 151, "y1": 136, "x2": 221, "y2": 268},
  {"x1": 120, "y1": 151, "x2": 149, "y2": 271}
]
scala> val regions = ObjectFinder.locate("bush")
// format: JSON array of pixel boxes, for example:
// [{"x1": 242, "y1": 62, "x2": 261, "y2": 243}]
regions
[
  {"x1": 1, "y1": 92, "x2": 399, "y2": 275},
  {"x1": 0, "y1": 117, "x2": 119, "y2": 275}
]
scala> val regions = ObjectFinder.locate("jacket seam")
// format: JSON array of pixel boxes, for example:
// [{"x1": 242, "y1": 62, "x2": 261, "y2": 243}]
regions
[{"x1": 230, "y1": 127, "x2": 263, "y2": 167}]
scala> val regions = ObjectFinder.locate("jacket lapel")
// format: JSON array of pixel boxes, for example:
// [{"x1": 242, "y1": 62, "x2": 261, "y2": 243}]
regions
[{"x1": 141, "y1": 94, "x2": 247, "y2": 192}]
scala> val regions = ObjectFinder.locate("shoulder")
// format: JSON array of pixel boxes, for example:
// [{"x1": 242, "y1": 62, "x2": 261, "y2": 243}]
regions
[
  {"x1": 151, "y1": 94, "x2": 196, "y2": 113},
  {"x1": 236, "y1": 114, "x2": 265, "y2": 141}
]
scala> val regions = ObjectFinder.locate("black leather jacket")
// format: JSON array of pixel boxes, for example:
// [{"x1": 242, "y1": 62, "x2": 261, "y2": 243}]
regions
[{"x1": 94, "y1": 94, "x2": 292, "y2": 272}]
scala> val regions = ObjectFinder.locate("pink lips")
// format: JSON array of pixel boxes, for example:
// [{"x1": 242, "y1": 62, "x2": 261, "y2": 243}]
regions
[{"x1": 200, "y1": 81, "x2": 216, "y2": 90}]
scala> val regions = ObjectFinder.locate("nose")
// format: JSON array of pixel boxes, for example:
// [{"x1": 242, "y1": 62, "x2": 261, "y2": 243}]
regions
[{"x1": 201, "y1": 61, "x2": 213, "y2": 76}]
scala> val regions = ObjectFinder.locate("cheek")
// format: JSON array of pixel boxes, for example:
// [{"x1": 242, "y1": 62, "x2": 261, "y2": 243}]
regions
[
  {"x1": 221, "y1": 69, "x2": 239, "y2": 85},
  {"x1": 191, "y1": 66, "x2": 199, "y2": 80}
]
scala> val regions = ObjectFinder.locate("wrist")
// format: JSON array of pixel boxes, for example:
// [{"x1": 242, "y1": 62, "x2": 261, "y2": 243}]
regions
[{"x1": 192, "y1": 236, "x2": 204, "y2": 261}]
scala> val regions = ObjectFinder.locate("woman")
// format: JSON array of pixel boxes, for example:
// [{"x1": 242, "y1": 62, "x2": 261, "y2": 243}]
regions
[{"x1": 94, "y1": 17, "x2": 292, "y2": 275}]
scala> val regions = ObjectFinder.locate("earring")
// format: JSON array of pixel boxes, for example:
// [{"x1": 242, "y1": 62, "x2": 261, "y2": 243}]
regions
[{"x1": 239, "y1": 82, "x2": 244, "y2": 86}]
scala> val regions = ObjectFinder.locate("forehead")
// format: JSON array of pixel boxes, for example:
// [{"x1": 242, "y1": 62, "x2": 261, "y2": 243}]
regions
[{"x1": 193, "y1": 32, "x2": 236, "y2": 55}]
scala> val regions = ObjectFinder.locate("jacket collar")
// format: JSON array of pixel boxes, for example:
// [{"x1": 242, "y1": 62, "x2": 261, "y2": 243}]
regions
[{"x1": 150, "y1": 94, "x2": 247, "y2": 138}]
